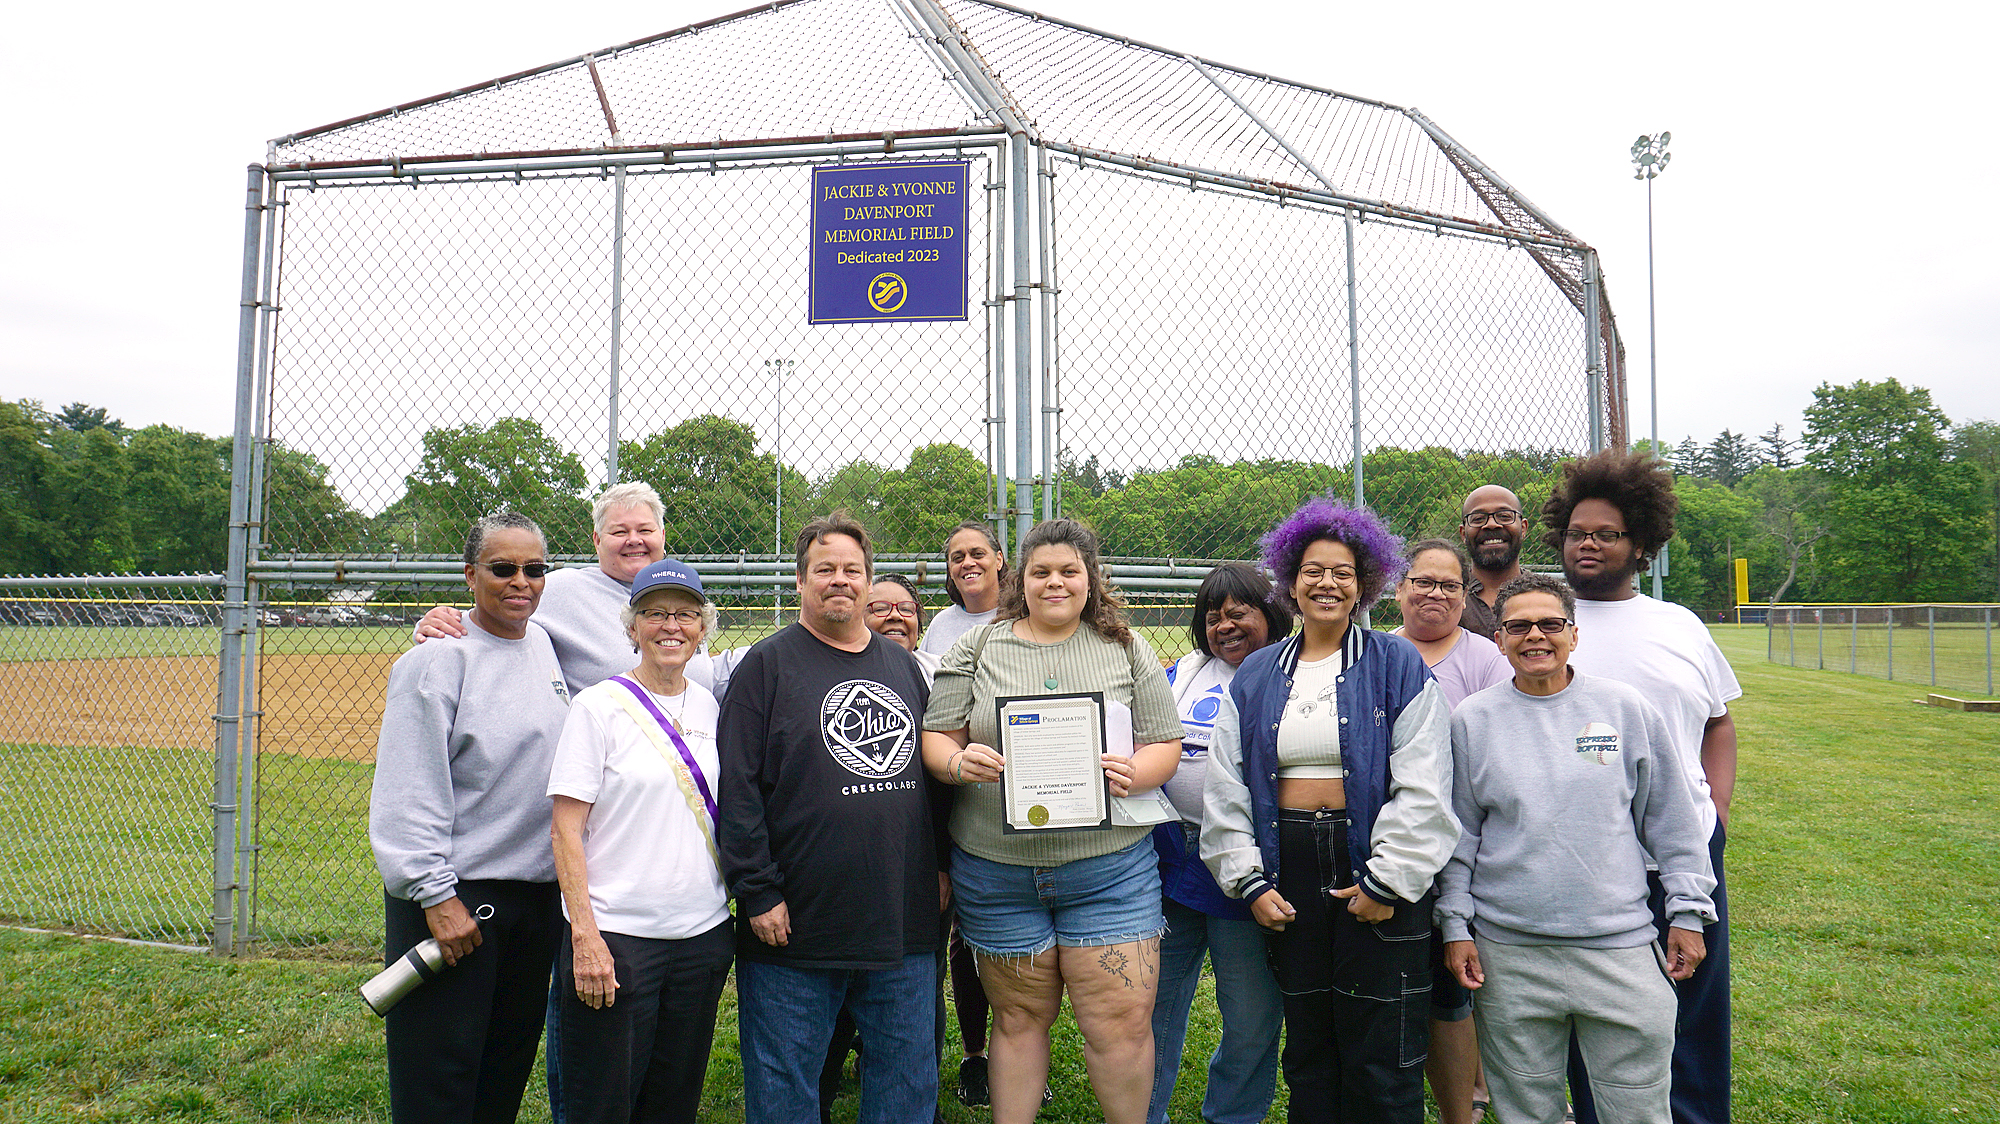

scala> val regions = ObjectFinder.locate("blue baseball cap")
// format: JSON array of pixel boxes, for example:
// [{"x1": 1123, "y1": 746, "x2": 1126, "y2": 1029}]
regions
[{"x1": 629, "y1": 558, "x2": 706, "y2": 604}]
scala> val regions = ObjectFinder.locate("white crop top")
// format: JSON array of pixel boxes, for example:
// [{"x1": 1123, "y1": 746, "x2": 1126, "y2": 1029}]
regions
[{"x1": 1276, "y1": 650, "x2": 1345, "y2": 779}]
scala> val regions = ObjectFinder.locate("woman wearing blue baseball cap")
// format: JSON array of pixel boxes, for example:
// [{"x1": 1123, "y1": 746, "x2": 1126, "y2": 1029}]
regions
[{"x1": 546, "y1": 558, "x2": 732, "y2": 1124}]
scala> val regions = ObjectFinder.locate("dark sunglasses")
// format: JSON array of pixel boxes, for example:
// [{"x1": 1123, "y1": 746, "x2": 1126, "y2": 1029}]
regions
[{"x1": 474, "y1": 561, "x2": 551, "y2": 579}]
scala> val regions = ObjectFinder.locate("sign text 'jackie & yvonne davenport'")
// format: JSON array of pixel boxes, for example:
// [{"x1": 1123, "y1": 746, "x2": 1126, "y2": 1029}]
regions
[{"x1": 810, "y1": 160, "x2": 969, "y2": 324}]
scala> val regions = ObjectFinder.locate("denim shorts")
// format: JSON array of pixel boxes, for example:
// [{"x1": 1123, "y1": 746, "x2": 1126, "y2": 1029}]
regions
[{"x1": 950, "y1": 838, "x2": 1166, "y2": 958}]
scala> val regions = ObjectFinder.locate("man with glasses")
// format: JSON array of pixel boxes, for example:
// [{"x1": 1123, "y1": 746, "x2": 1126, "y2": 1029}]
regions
[
  {"x1": 1541, "y1": 451, "x2": 1740, "y2": 1124},
  {"x1": 1457, "y1": 486, "x2": 1528, "y2": 638},
  {"x1": 1440, "y1": 571, "x2": 1715, "y2": 1124}
]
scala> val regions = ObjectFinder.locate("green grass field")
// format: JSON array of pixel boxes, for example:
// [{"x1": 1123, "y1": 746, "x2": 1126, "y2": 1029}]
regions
[{"x1": 0, "y1": 626, "x2": 1994, "y2": 1121}]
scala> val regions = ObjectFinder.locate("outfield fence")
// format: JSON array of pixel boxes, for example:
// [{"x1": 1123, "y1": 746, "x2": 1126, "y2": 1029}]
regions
[
  {"x1": 1763, "y1": 604, "x2": 1999, "y2": 698},
  {"x1": 8, "y1": 0, "x2": 1627, "y2": 956}
]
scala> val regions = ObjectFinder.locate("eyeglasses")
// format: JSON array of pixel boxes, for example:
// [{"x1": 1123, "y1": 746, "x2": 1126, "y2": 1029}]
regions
[
  {"x1": 866, "y1": 600, "x2": 919, "y2": 618},
  {"x1": 475, "y1": 561, "x2": 550, "y2": 579},
  {"x1": 1562, "y1": 529, "x2": 1630, "y2": 545},
  {"x1": 1500, "y1": 617, "x2": 1572, "y2": 636},
  {"x1": 1297, "y1": 565, "x2": 1358, "y2": 585},
  {"x1": 636, "y1": 608, "x2": 703, "y2": 626},
  {"x1": 1461, "y1": 510, "x2": 1522, "y2": 528},
  {"x1": 1405, "y1": 576, "x2": 1464, "y2": 595}
]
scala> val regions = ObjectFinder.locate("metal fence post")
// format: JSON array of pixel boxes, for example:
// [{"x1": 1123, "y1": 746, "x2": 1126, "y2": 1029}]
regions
[
  {"x1": 606, "y1": 164, "x2": 626, "y2": 486},
  {"x1": 1583, "y1": 249, "x2": 1605, "y2": 453},
  {"x1": 235, "y1": 161, "x2": 286, "y2": 955},
  {"x1": 1886, "y1": 607, "x2": 1894, "y2": 681},
  {"x1": 1851, "y1": 608, "x2": 1858, "y2": 674},
  {"x1": 989, "y1": 154, "x2": 1010, "y2": 555},
  {"x1": 1987, "y1": 607, "x2": 1993, "y2": 696},
  {"x1": 1346, "y1": 210, "x2": 1362, "y2": 506},
  {"x1": 1009, "y1": 131, "x2": 1035, "y2": 547},
  {"x1": 1817, "y1": 607, "x2": 1824, "y2": 670},
  {"x1": 214, "y1": 165, "x2": 265, "y2": 955},
  {"x1": 1929, "y1": 605, "x2": 1937, "y2": 686},
  {"x1": 1037, "y1": 144, "x2": 1058, "y2": 523}
]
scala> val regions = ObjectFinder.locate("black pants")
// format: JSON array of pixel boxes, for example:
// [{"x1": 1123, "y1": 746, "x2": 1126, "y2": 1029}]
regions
[
  {"x1": 384, "y1": 880, "x2": 563, "y2": 1124},
  {"x1": 555, "y1": 919, "x2": 734, "y2": 1124},
  {"x1": 1269, "y1": 809, "x2": 1431, "y2": 1124}
]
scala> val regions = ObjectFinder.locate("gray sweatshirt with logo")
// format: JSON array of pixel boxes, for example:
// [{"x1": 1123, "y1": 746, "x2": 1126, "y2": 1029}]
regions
[
  {"x1": 370, "y1": 618, "x2": 572, "y2": 907},
  {"x1": 1437, "y1": 671, "x2": 1716, "y2": 948}
]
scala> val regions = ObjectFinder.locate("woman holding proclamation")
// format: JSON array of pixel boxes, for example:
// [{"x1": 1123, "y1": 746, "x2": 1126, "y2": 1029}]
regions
[{"x1": 922, "y1": 518, "x2": 1182, "y2": 1124}]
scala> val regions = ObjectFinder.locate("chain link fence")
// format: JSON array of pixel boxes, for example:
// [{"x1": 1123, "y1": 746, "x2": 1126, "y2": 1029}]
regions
[
  {"x1": 3, "y1": 0, "x2": 1626, "y2": 954},
  {"x1": 1764, "y1": 604, "x2": 2000, "y2": 698},
  {"x1": 0, "y1": 580, "x2": 223, "y2": 946}
]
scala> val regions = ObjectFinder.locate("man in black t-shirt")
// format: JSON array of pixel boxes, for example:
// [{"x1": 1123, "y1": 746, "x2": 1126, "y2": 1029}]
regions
[{"x1": 719, "y1": 512, "x2": 945, "y2": 1124}]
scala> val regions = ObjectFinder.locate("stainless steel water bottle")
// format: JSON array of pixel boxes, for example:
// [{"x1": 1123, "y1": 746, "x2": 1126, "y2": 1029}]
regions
[{"x1": 359, "y1": 902, "x2": 494, "y2": 1016}]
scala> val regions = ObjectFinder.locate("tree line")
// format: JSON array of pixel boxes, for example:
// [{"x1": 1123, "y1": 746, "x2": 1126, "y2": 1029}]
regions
[{"x1": 5, "y1": 379, "x2": 1992, "y2": 610}]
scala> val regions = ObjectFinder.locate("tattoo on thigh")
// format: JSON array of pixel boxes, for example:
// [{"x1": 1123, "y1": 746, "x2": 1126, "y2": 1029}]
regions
[{"x1": 1097, "y1": 946, "x2": 1136, "y2": 989}]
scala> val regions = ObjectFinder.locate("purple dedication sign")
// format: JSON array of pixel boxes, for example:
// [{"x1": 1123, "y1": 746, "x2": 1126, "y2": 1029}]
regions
[{"x1": 809, "y1": 160, "x2": 968, "y2": 325}]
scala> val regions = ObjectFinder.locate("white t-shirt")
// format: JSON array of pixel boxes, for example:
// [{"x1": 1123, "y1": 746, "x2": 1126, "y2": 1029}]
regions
[
  {"x1": 919, "y1": 604, "x2": 998, "y2": 656},
  {"x1": 1277, "y1": 650, "x2": 1345, "y2": 776},
  {"x1": 1570, "y1": 595, "x2": 1742, "y2": 839},
  {"x1": 1162, "y1": 653, "x2": 1234, "y2": 820},
  {"x1": 547, "y1": 678, "x2": 730, "y2": 940}
]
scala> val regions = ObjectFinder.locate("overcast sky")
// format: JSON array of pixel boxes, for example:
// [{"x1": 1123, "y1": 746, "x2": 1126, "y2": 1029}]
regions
[{"x1": 3, "y1": 0, "x2": 1993, "y2": 452}]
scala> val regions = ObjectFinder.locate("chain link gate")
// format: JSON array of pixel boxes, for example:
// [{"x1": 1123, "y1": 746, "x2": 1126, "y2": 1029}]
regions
[{"x1": 193, "y1": 0, "x2": 1626, "y2": 953}]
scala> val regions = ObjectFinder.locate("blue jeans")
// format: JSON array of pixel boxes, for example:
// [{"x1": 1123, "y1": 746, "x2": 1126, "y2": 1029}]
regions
[
  {"x1": 737, "y1": 952, "x2": 940, "y2": 1124},
  {"x1": 1150, "y1": 897, "x2": 1284, "y2": 1124},
  {"x1": 950, "y1": 839, "x2": 1166, "y2": 957}
]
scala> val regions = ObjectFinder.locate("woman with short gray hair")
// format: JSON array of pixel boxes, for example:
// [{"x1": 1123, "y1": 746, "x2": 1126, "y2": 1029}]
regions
[
  {"x1": 370, "y1": 510, "x2": 570, "y2": 1122},
  {"x1": 548, "y1": 558, "x2": 732, "y2": 1124}
]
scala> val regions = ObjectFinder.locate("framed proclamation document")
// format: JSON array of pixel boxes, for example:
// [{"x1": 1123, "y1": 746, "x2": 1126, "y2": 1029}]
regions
[{"x1": 995, "y1": 692, "x2": 1110, "y2": 833}]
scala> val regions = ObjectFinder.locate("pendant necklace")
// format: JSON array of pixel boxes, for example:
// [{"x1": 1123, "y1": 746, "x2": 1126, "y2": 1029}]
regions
[
  {"x1": 646, "y1": 677, "x2": 688, "y2": 733},
  {"x1": 1027, "y1": 619, "x2": 1062, "y2": 690}
]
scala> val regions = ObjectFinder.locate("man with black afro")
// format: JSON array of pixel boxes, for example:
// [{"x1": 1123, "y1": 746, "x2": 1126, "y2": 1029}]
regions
[{"x1": 1543, "y1": 450, "x2": 1740, "y2": 1124}]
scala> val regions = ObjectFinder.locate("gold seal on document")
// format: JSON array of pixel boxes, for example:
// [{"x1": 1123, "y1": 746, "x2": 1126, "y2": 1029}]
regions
[{"x1": 1028, "y1": 805, "x2": 1050, "y2": 827}]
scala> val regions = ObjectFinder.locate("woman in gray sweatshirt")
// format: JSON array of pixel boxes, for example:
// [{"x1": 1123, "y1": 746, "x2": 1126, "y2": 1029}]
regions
[
  {"x1": 1438, "y1": 574, "x2": 1714, "y2": 1124},
  {"x1": 369, "y1": 511, "x2": 573, "y2": 1124}
]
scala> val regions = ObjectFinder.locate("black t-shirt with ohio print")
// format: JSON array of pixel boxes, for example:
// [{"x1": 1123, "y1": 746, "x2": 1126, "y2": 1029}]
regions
[{"x1": 718, "y1": 623, "x2": 944, "y2": 969}]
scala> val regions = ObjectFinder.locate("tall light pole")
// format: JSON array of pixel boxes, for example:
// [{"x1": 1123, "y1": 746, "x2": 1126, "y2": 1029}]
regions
[
  {"x1": 766, "y1": 357, "x2": 793, "y2": 625},
  {"x1": 1632, "y1": 131, "x2": 1671, "y2": 600}
]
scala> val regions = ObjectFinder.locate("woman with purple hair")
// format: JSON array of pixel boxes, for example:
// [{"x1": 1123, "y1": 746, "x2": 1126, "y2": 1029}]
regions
[{"x1": 1199, "y1": 497, "x2": 1458, "y2": 1124}]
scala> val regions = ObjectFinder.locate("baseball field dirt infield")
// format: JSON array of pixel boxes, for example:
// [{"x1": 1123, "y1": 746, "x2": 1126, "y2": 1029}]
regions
[{"x1": 0, "y1": 654, "x2": 396, "y2": 762}]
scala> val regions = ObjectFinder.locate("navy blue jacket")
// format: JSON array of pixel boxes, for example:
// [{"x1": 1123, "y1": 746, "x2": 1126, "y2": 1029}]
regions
[{"x1": 1200, "y1": 629, "x2": 1455, "y2": 908}]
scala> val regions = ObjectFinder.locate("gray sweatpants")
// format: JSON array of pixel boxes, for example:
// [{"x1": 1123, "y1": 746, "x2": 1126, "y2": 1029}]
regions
[{"x1": 1472, "y1": 938, "x2": 1676, "y2": 1124}]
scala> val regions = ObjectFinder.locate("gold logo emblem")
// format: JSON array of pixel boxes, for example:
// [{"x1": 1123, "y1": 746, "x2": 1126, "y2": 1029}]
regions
[
  {"x1": 1028, "y1": 805, "x2": 1050, "y2": 827},
  {"x1": 868, "y1": 272, "x2": 907, "y2": 313}
]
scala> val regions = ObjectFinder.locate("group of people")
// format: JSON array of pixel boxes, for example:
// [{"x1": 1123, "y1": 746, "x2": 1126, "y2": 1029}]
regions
[{"x1": 367, "y1": 448, "x2": 1741, "y2": 1124}]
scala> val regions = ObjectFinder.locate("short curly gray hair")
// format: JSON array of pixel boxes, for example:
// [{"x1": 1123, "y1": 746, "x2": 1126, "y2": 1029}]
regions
[{"x1": 1493, "y1": 572, "x2": 1575, "y2": 624}]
